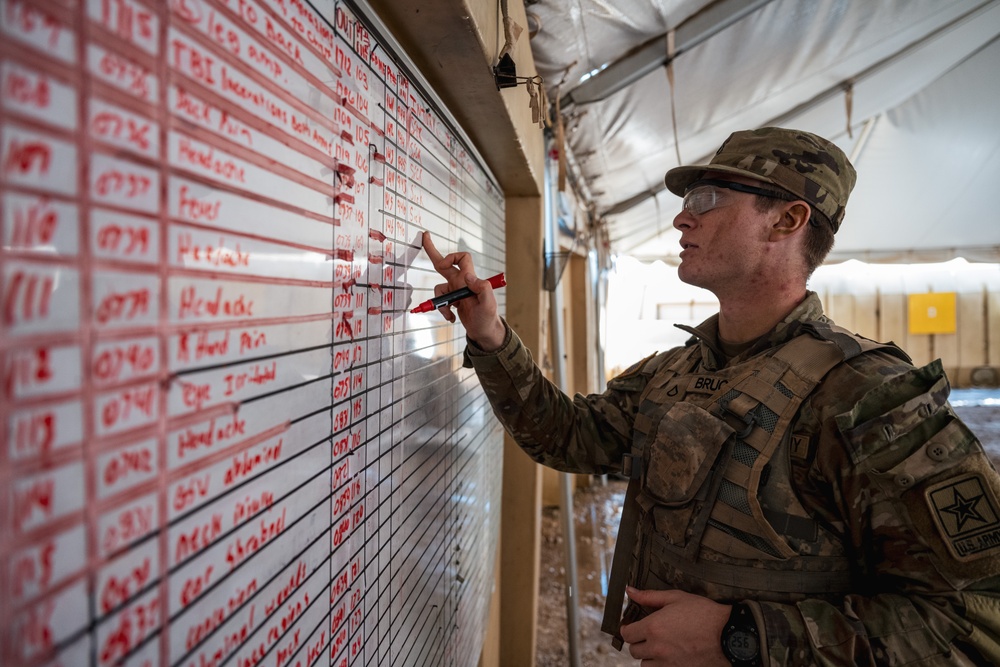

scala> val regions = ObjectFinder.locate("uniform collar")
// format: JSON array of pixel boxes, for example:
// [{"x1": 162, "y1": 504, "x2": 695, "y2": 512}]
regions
[{"x1": 675, "y1": 292, "x2": 828, "y2": 369}]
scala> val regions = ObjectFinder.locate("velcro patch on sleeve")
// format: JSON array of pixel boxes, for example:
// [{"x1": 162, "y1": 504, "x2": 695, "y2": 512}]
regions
[{"x1": 925, "y1": 473, "x2": 1000, "y2": 562}]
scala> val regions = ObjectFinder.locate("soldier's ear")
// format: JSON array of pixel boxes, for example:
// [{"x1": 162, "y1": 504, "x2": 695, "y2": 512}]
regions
[{"x1": 769, "y1": 201, "x2": 811, "y2": 241}]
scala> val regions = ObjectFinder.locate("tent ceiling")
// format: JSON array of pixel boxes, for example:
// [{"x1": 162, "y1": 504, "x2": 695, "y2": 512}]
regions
[{"x1": 527, "y1": 0, "x2": 1000, "y2": 264}]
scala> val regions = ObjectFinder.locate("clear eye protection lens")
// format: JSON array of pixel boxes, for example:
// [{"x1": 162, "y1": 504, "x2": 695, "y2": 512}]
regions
[{"x1": 682, "y1": 186, "x2": 721, "y2": 216}]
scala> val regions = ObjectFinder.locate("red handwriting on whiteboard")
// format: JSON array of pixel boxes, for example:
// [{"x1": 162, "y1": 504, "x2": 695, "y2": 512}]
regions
[
  {"x1": 177, "y1": 139, "x2": 246, "y2": 183},
  {"x1": 331, "y1": 430, "x2": 361, "y2": 459},
  {"x1": 94, "y1": 342, "x2": 155, "y2": 383},
  {"x1": 239, "y1": 605, "x2": 303, "y2": 667},
  {"x1": 330, "y1": 617, "x2": 347, "y2": 662},
  {"x1": 334, "y1": 313, "x2": 359, "y2": 341},
  {"x1": 13, "y1": 477, "x2": 54, "y2": 530},
  {"x1": 335, "y1": 80, "x2": 369, "y2": 118},
  {"x1": 207, "y1": 10, "x2": 241, "y2": 56},
  {"x1": 18, "y1": 598, "x2": 56, "y2": 656},
  {"x1": 331, "y1": 459, "x2": 349, "y2": 488},
  {"x1": 181, "y1": 382, "x2": 211, "y2": 411},
  {"x1": 331, "y1": 478, "x2": 360, "y2": 519},
  {"x1": 4, "y1": 1, "x2": 62, "y2": 47},
  {"x1": 188, "y1": 603, "x2": 256, "y2": 666},
  {"x1": 263, "y1": 15, "x2": 304, "y2": 65},
  {"x1": 102, "y1": 501, "x2": 154, "y2": 554},
  {"x1": 91, "y1": 111, "x2": 151, "y2": 152},
  {"x1": 219, "y1": 64, "x2": 289, "y2": 125},
  {"x1": 177, "y1": 286, "x2": 254, "y2": 319},
  {"x1": 101, "y1": 385, "x2": 156, "y2": 429},
  {"x1": 332, "y1": 291, "x2": 355, "y2": 310},
  {"x1": 6, "y1": 346, "x2": 53, "y2": 397},
  {"x1": 248, "y1": 42, "x2": 282, "y2": 79},
  {"x1": 102, "y1": 444, "x2": 153, "y2": 486},
  {"x1": 93, "y1": 168, "x2": 152, "y2": 199},
  {"x1": 97, "y1": 0, "x2": 155, "y2": 47},
  {"x1": 177, "y1": 233, "x2": 251, "y2": 268},
  {"x1": 225, "y1": 508, "x2": 286, "y2": 569},
  {"x1": 222, "y1": 438, "x2": 282, "y2": 487},
  {"x1": 10, "y1": 541, "x2": 54, "y2": 598},
  {"x1": 306, "y1": 631, "x2": 326, "y2": 665},
  {"x1": 12, "y1": 410, "x2": 55, "y2": 457},
  {"x1": 258, "y1": 591, "x2": 308, "y2": 664},
  {"x1": 183, "y1": 576, "x2": 257, "y2": 650},
  {"x1": 98, "y1": 594, "x2": 159, "y2": 666},
  {"x1": 331, "y1": 513, "x2": 350, "y2": 549},
  {"x1": 223, "y1": 361, "x2": 276, "y2": 396},
  {"x1": 177, "y1": 330, "x2": 229, "y2": 362},
  {"x1": 332, "y1": 348, "x2": 350, "y2": 372},
  {"x1": 174, "y1": 512, "x2": 222, "y2": 562},
  {"x1": 4, "y1": 139, "x2": 51, "y2": 175},
  {"x1": 177, "y1": 183, "x2": 222, "y2": 221},
  {"x1": 332, "y1": 374, "x2": 350, "y2": 401},
  {"x1": 283, "y1": 1, "x2": 333, "y2": 60},
  {"x1": 180, "y1": 563, "x2": 212, "y2": 607},
  {"x1": 172, "y1": 475, "x2": 209, "y2": 513},
  {"x1": 97, "y1": 51, "x2": 151, "y2": 100},
  {"x1": 174, "y1": 85, "x2": 210, "y2": 122},
  {"x1": 100, "y1": 556, "x2": 152, "y2": 613},
  {"x1": 232, "y1": 490, "x2": 274, "y2": 526},
  {"x1": 239, "y1": 329, "x2": 266, "y2": 354},
  {"x1": 10, "y1": 198, "x2": 58, "y2": 247},
  {"x1": 169, "y1": 38, "x2": 216, "y2": 85},
  {"x1": 175, "y1": 413, "x2": 247, "y2": 459},
  {"x1": 4, "y1": 69, "x2": 50, "y2": 109},
  {"x1": 96, "y1": 221, "x2": 150, "y2": 258},
  {"x1": 332, "y1": 406, "x2": 348, "y2": 433},
  {"x1": 330, "y1": 571, "x2": 348, "y2": 603},
  {"x1": 95, "y1": 287, "x2": 150, "y2": 325},
  {"x1": 217, "y1": 110, "x2": 253, "y2": 145}
]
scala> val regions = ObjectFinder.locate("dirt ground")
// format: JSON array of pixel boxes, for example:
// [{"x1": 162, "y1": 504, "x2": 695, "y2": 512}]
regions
[{"x1": 536, "y1": 400, "x2": 1000, "y2": 667}]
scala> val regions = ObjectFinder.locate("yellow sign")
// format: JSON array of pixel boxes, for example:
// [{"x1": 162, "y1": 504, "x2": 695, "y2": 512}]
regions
[{"x1": 909, "y1": 292, "x2": 956, "y2": 334}]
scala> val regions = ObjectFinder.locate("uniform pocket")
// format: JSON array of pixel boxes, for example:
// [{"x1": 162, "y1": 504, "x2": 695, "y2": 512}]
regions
[{"x1": 643, "y1": 402, "x2": 733, "y2": 546}]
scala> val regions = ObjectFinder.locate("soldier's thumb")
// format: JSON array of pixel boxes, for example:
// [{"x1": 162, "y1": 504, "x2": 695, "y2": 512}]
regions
[
  {"x1": 625, "y1": 586, "x2": 674, "y2": 609},
  {"x1": 465, "y1": 272, "x2": 487, "y2": 294}
]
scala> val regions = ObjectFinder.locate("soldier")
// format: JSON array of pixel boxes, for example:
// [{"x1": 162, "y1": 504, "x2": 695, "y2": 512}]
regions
[{"x1": 421, "y1": 127, "x2": 1000, "y2": 666}]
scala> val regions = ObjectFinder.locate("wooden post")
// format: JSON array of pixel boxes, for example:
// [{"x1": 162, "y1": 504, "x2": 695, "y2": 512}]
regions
[{"x1": 498, "y1": 195, "x2": 546, "y2": 666}]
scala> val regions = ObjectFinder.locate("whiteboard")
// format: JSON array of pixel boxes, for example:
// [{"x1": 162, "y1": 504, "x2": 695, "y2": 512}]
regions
[{"x1": 0, "y1": 0, "x2": 506, "y2": 665}]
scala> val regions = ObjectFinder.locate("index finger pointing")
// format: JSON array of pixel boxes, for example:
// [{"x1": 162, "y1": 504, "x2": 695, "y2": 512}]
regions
[{"x1": 422, "y1": 231, "x2": 444, "y2": 264}]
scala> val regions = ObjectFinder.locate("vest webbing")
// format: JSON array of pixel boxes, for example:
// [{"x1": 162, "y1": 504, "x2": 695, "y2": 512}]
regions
[{"x1": 601, "y1": 324, "x2": 905, "y2": 648}]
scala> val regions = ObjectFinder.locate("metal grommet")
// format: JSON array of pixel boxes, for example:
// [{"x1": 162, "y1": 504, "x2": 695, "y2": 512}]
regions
[
  {"x1": 895, "y1": 473, "x2": 916, "y2": 489},
  {"x1": 926, "y1": 443, "x2": 948, "y2": 462}
]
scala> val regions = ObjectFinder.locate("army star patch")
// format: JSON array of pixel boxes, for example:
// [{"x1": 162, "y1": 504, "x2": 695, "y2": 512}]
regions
[{"x1": 926, "y1": 474, "x2": 1000, "y2": 561}]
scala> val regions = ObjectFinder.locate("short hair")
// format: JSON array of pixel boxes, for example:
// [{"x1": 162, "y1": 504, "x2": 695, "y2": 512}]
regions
[{"x1": 752, "y1": 195, "x2": 835, "y2": 276}]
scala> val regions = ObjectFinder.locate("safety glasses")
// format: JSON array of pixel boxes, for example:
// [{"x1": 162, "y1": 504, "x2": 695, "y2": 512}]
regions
[{"x1": 682, "y1": 179, "x2": 795, "y2": 216}]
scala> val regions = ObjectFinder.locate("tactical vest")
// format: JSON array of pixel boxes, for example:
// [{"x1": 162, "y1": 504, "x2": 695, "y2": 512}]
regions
[{"x1": 602, "y1": 323, "x2": 909, "y2": 649}]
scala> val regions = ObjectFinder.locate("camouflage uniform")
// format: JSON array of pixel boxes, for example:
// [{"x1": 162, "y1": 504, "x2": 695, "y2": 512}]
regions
[{"x1": 467, "y1": 293, "x2": 1000, "y2": 665}]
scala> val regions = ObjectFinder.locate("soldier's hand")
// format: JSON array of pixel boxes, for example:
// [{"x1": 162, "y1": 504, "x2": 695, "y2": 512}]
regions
[
  {"x1": 619, "y1": 587, "x2": 731, "y2": 667},
  {"x1": 421, "y1": 232, "x2": 506, "y2": 351}
]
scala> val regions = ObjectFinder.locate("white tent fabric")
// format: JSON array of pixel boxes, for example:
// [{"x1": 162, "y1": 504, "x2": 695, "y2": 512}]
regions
[{"x1": 528, "y1": 0, "x2": 1000, "y2": 263}]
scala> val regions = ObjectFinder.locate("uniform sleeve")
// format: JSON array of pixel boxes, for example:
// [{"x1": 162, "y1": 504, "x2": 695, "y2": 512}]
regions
[
  {"x1": 754, "y1": 356, "x2": 1000, "y2": 666},
  {"x1": 465, "y1": 320, "x2": 662, "y2": 475}
]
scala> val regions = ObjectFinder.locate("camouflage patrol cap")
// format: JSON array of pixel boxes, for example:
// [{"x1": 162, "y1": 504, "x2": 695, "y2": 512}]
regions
[{"x1": 664, "y1": 127, "x2": 857, "y2": 232}]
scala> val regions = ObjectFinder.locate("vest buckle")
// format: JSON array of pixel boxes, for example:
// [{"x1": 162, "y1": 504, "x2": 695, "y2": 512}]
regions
[
  {"x1": 621, "y1": 453, "x2": 641, "y2": 480},
  {"x1": 717, "y1": 396, "x2": 757, "y2": 439}
]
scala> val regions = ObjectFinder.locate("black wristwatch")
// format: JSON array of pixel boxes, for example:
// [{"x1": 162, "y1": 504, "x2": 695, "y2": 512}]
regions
[{"x1": 720, "y1": 602, "x2": 761, "y2": 666}]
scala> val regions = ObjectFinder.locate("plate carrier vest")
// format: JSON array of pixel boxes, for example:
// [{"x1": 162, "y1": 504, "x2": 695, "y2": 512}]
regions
[{"x1": 602, "y1": 322, "x2": 910, "y2": 649}]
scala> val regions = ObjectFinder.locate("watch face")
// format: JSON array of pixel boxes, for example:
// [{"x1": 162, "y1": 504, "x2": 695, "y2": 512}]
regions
[{"x1": 724, "y1": 630, "x2": 759, "y2": 661}]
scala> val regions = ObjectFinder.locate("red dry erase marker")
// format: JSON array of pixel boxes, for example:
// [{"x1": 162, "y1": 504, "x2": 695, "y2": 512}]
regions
[{"x1": 410, "y1": 273, "x2": 507, "y2": 314}]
